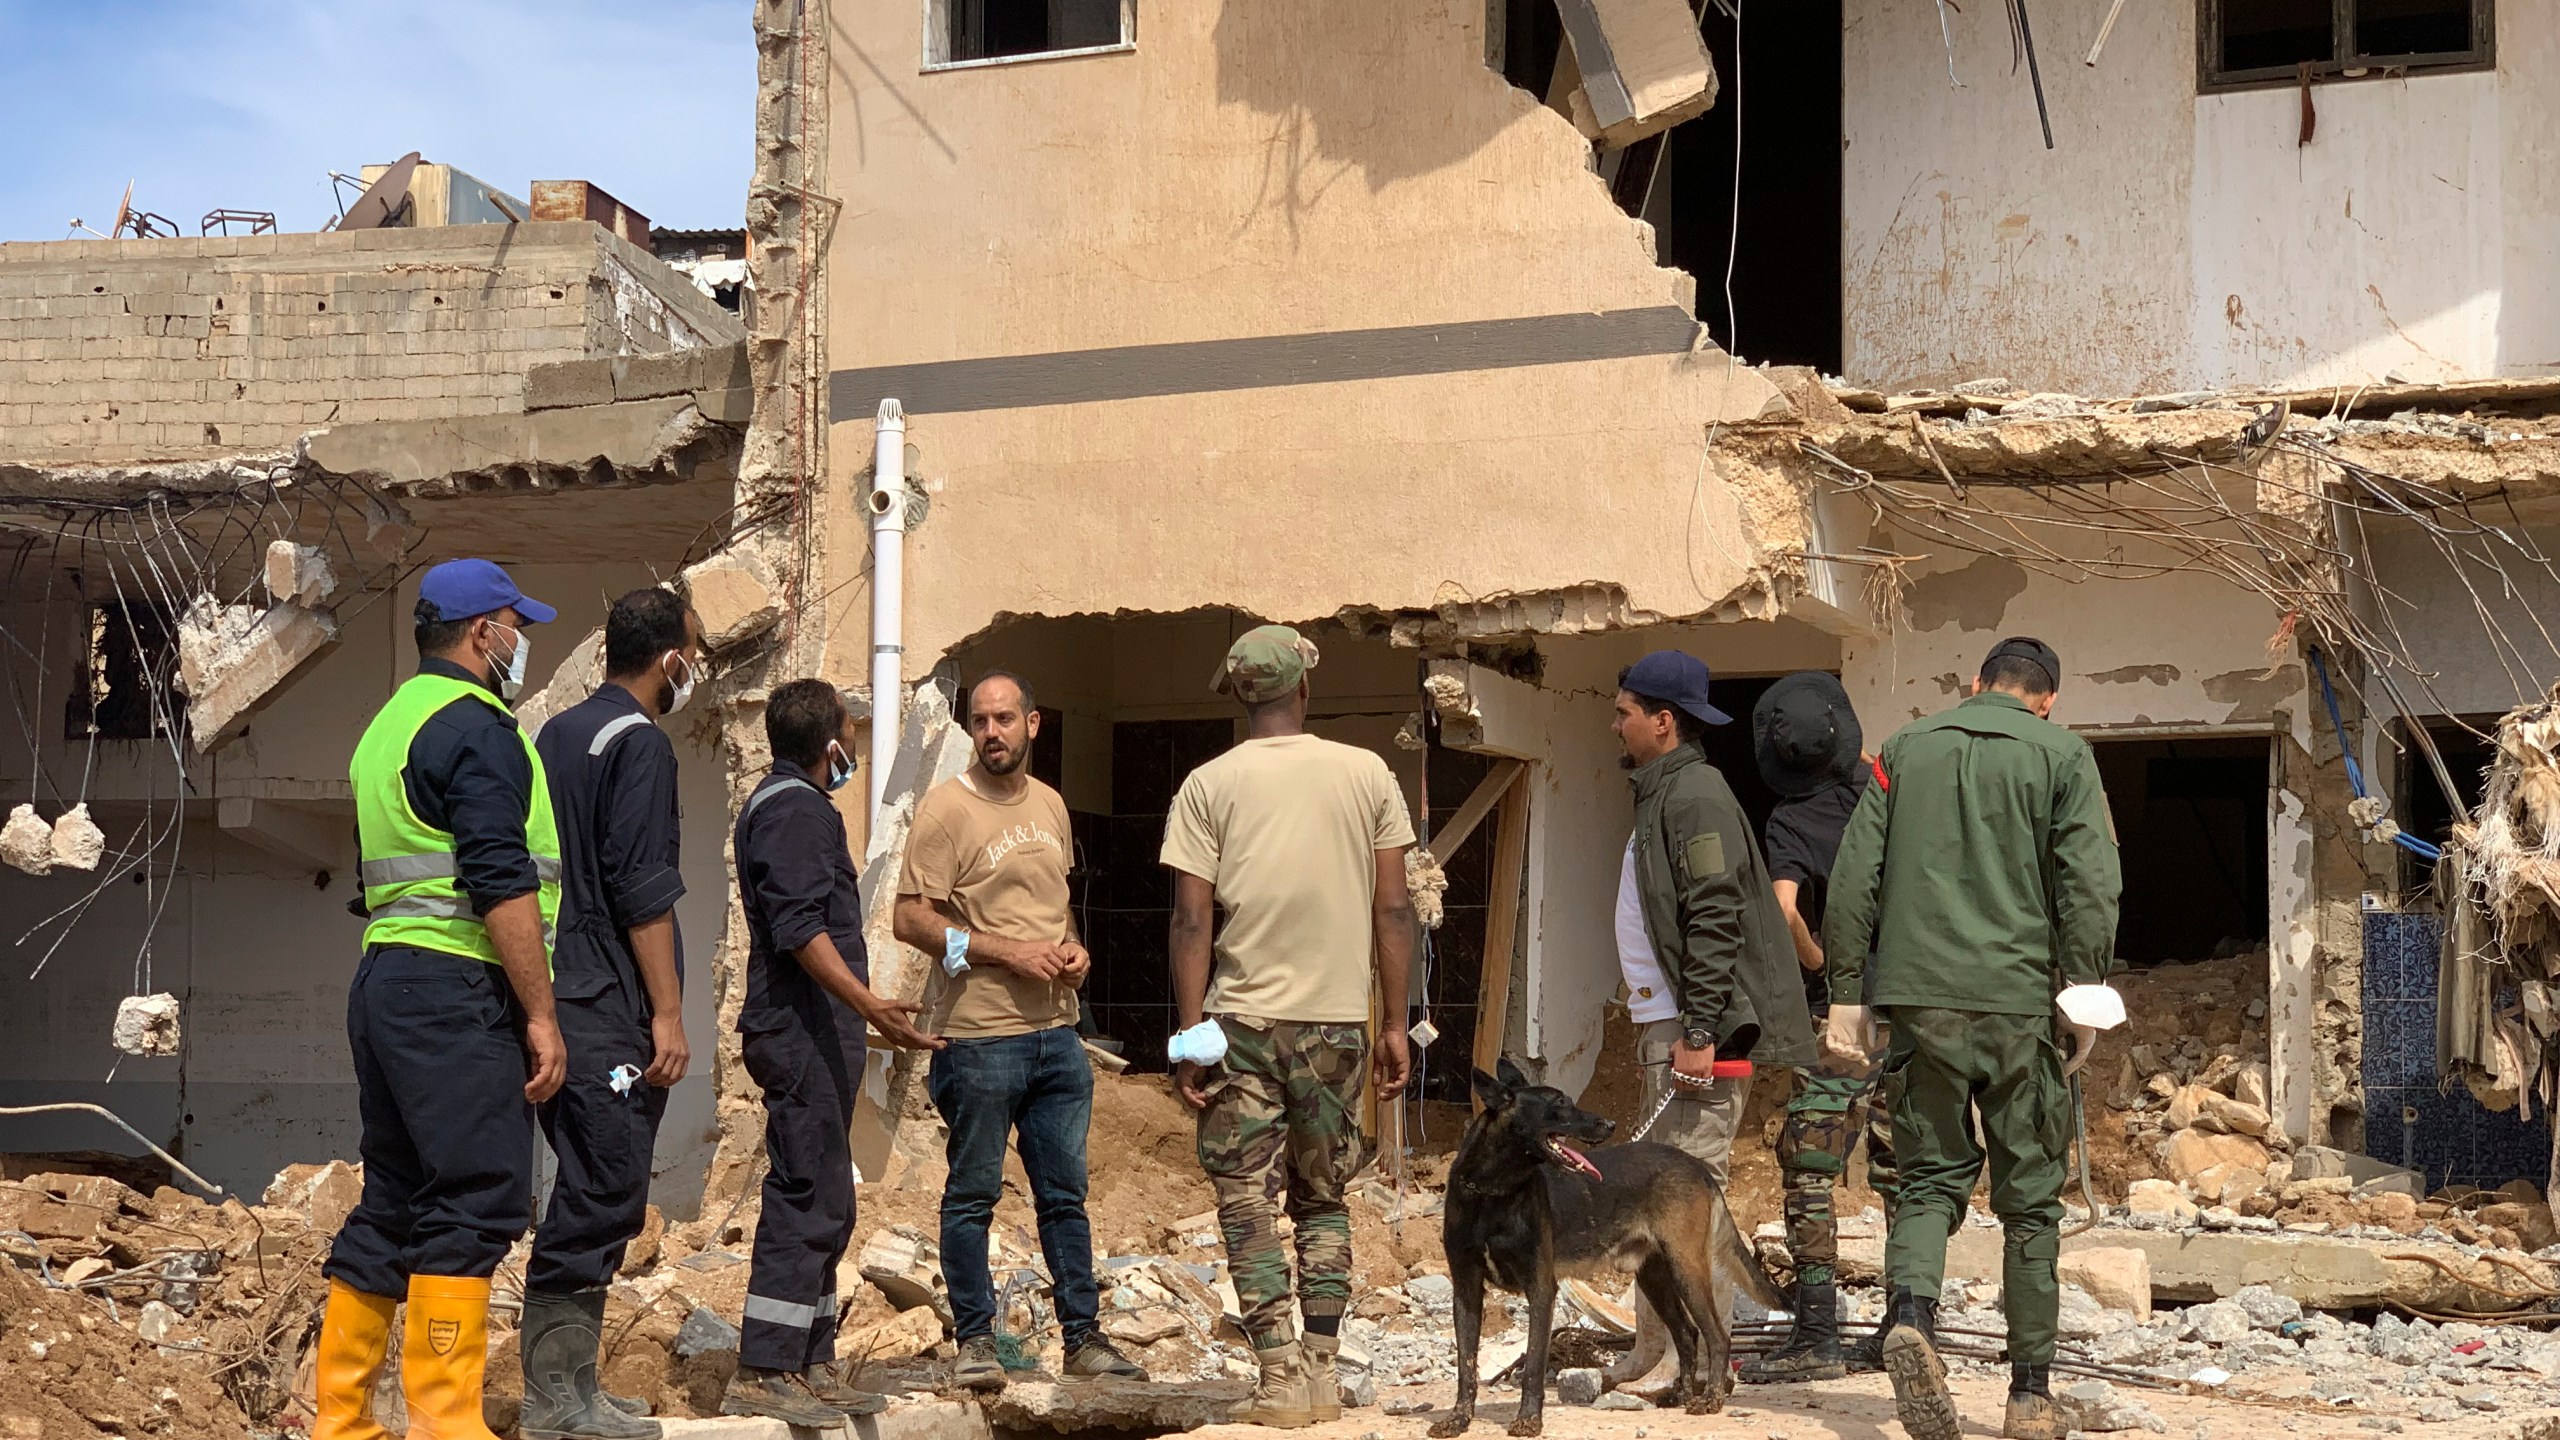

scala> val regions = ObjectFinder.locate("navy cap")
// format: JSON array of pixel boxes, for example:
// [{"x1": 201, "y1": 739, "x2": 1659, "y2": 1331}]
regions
[
  {"x1": 1619, "y1": 650, "x2": 1733, "y2": 727},
  {"x1": 417, "y1": 559, "x2": 556, "y2": 626}
]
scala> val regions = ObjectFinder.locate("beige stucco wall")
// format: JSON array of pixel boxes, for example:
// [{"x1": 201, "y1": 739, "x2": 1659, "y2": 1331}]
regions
[{"x1": 817, "y1": 0, "x2": 1797, "y2": 687}]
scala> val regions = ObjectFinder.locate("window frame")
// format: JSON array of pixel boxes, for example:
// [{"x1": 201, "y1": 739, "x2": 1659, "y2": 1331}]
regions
[
  {"x1": 922, "y1": 0, "x2": 1136, "y2": 72},
  {"x1": 2197, "y1": 0, "x2": 2494, "y2": 92}
]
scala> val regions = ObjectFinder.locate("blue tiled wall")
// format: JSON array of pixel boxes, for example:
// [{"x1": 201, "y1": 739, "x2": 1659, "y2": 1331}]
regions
[{"x1": 2360, "y1": 909, "x2": 2551, "y2": 1192}]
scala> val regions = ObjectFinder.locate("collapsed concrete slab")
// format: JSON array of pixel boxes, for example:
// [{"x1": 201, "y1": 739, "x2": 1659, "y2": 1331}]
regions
[
  {"x1": 303, "y1": 394, "x2": 740, "y2": 499},
  {"x1": 177, "y1": 599, "x2": 340, "y2": 750},
  {"x1": 983, "y1": 1378, "x2": 1249, "y2": 1435}
]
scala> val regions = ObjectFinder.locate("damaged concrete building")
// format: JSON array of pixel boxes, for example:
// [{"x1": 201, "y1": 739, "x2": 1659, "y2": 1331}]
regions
[
  {"x1": 0, "y1": 204, "x2": 751, "y2": 1208},
  {"x1": 4, "y1": 0, "x2": 2555, "y2": 1241},
  {"x1": 749, "y1": 0, "x2": 2559, "y2": 1202}
]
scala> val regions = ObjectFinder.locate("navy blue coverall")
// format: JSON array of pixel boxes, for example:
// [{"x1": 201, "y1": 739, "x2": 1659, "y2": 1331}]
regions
[
  {"x1": 732, "y1": 760, "x2": 871, "y2": 1374},
  {"x1": 528, "y1": 683, "x2": 688, "y2": 1294},
  {"x1": 327, "y1": 658, "x2": 543, "y2": 1297}
]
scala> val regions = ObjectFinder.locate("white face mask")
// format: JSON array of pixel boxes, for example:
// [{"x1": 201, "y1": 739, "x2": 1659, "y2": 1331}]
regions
[
  {"x1": 663, "y1": 651, "x2": 696, "y2": 715},
  {"x1": 825, "y1": 740, "x2": 855, "y2": 793},
  {"x1": 485, "y1": 621, "x2": 531, "y2": 702}
]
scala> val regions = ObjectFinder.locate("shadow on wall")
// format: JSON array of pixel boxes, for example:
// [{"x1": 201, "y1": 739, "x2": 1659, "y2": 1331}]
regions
[{"x1": 1210, "y1": 0, "x2": 1528, "y2": 210}]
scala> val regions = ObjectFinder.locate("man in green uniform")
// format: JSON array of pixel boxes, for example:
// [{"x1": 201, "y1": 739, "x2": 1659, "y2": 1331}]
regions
[{"x1": 1821, "y1": 638, "x2": 2120, "y2": 1440}]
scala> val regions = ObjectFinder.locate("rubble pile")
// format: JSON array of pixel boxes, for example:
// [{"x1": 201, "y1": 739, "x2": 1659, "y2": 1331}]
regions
[{"x1": 8, "y1": 1054, "x2": 2559, "y2": 1436}]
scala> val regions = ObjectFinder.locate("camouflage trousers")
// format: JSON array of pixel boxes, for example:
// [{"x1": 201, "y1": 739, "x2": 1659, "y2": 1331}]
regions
[
  {"x1": 1194, "y1": 1016, "x2": 1371, "y2": 1351},
  {"x1": 1778, "y1": 1059, "x2": 1899, "y2": 1288}
]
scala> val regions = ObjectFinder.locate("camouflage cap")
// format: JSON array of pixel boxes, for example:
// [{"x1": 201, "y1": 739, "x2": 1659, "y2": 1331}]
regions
[{"x1": 1211, "y1": 624, "x2": 1320, "y2": 704}]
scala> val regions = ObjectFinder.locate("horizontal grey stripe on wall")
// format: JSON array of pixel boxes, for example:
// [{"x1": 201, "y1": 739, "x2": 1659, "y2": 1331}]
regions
[{"x1": 828, "y1": 306, "x2": 1703, "y2": 420}]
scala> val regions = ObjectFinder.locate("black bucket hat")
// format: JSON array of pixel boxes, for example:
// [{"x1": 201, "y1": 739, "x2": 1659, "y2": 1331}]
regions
[{"x1": 1753, "y1": 671, "x2": 1863, "y2": 798}]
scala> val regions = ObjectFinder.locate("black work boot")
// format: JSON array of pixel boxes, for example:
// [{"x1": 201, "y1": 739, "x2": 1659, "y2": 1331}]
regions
[
  {"x1": 1739, "y1": 1281, "x2": 1845, "y2": 1384},
  {"x1": 519, "y1": 1289, "x2": 661, "y2": 1439},
  {"x1": 2003, "y1": 1364, "x2": 2059, "y2": 1440},
  {"x1": 1879, "y1": 1288, "x2": 1957, "y2": 1440},
  {"x1": 1842, "y1": 1315, "x2": 1886, "y2": 1374}
]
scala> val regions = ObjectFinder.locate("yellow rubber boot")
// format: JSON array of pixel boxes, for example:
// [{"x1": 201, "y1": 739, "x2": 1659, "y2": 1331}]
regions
[
  {"x1": 402, "y1": 1274, "x2": 504, "y2": 1440},
  {"x1": 313, "y1": 1279, "x2": 400, "y2": 1440}
]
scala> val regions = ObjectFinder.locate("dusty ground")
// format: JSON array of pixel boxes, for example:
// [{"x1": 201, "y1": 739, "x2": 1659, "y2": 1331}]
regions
[
  {"x1": 1188, "y1": 1373, "x2": 2560, "y2": 1440},
  {"x1": 0, "y1": 1255, "x2": 256, "y2": 1439}
]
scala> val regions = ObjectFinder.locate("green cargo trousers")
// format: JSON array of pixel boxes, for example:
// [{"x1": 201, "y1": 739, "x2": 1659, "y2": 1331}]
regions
[{"x1": 1879, "y1": 1006, "x2": 2070, "y2": 1368}]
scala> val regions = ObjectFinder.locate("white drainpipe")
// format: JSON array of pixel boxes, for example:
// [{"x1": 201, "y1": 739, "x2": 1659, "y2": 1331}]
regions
[{"x1": 867, "y1": 400, "x2": 907, "y2": 821}]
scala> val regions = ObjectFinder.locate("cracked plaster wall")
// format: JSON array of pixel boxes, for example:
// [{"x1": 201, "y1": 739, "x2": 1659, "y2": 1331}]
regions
[{"x1": 1845, "y1": 0, "x2": 2560, "y2": 393}]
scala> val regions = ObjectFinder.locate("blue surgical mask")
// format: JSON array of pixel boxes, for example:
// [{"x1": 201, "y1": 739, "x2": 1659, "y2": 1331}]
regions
[{"x1": 825, "y1": 741, "x2": 854, "y2": 793}]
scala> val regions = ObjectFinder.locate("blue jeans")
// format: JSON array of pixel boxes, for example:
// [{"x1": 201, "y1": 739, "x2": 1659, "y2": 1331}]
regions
[{"x1": 926, "y1": 1025, "x2": 1101, "y2": 1344}]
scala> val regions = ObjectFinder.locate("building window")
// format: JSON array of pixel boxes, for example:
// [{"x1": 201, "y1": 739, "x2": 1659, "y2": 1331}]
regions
[
  {"x1": 2201, "y1": 0, "x2": 2491, "y2": 89},
  {"x1": 927, "y1": 0, "x2": 1133, "y2": 69},
  {"x1": 65, "y1": 602, "x2": 178, "y2": 742}
]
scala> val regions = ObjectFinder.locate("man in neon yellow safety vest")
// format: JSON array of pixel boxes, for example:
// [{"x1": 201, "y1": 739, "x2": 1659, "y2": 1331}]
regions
[{"x1": 313, "y1": 558, "x2": 568, "y2": 1440}]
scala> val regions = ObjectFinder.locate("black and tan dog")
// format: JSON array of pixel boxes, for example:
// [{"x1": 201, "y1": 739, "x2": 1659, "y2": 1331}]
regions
[{"x1": 1432, "y1": 1059, "x2": 1783, "y2": 1438}]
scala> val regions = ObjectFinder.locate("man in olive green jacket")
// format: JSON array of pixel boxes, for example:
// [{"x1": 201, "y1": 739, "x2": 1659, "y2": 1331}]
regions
[
  {"x1": 1618, "y1": 651, "x2": 1816, "y2": 1171},
  {"x1": 1821, "y1": 637, "x2": 2120, "y2": 1440},
  {"x1": 1604, "y1": 650, "x2": 1816, "y2": 1395}
]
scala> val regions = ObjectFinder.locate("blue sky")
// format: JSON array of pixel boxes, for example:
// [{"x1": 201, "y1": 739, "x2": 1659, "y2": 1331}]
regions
[{"x1": 0, "y1": 0, "x2": 755, "y2": 242}]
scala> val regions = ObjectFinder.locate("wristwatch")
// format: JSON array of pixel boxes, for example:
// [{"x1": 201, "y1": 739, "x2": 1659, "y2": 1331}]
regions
[{"x1": 1682, "y1": 1025, "x2": 1716, "y2": 1052}]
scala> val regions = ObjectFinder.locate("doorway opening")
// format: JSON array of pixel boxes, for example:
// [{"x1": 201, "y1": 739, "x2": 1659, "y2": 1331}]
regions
[{"x1": 2089, "y1": 736, "x2": 2272, "y2": 967}]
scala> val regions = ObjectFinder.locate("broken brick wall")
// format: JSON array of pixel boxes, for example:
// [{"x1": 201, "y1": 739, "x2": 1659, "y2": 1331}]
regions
[{"x1": 0, "y1": 222, "x2": 739, "y2": 468}]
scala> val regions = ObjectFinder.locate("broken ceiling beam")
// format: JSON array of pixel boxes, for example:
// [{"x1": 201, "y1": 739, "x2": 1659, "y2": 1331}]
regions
[
  {"x1": 300, "y1": 394, "x2": 740, "y2": 498},
  {"x1": 1558, "y1": 0, "x2": 1719, "y2": 149}
]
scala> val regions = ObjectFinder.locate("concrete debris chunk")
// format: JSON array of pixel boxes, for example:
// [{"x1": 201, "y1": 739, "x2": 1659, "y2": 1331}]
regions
[
  {"x1": 111, "y1": 992, "x2": 184, "y2": 1057},
  {"x1": 264, "y1": 1158, "x2": 363, "y2": 1234},
  {"x1": 1102, "y1": 1306, "x2": 1189, "y2": 1346},
  {"x1": 262, "y1": 540, "x2": 339, "y2": 607},
  {"x1": 49, "y1": 804, "x2": 104, "y2": 870},
  {"x1": 2058, "y1": 1379, "x2": 2167, "y2": 1433},
  {"x1": 135, "y1": 1299, "x2": 179, "y2": 1346},
  {"x1": 1592, "y1": 1391, "x2": 1648, "y2": 1411},
  {"x1": 2, "y1": 803, "x2": 54, "y2": 875},
  {"x1": 673, "y1": 1304, "x2": 740, "y2": 1359},
  {"x1": 835, "y1": 1304, "x2": 943, "y2": 1361},
  {"x1": 2185, "y1": 1300, "x2": 2251, "y2": 1345},
  {"x1": 1556, "y1": 1367, "x2": 1603, "y2": 1406},
  {"x1": 2124, "y1": 1179, "x2": 2199, "y2": 1228},
  {"x1": 2230, "y1": 1284, "x2": 2301, "y2": 1330},
  {"x1": 683, "y1": 554, "x2": 782, "y2": 652},
  {"x1": 858, "y1": 1226, "x2": 949, "y2": 1315},
  {"x1": 2058, "y1": 1247, "x2": 2152, "y2": 1320}
]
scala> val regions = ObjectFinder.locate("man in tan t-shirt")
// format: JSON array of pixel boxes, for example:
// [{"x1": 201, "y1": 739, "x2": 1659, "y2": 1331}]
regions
[
  {"x1": 894, "y1": 672, "x2": 1144, "y2": 1391},
  {"x1": 1161, "y1": 625, "x2": 1417, "y2": 1428}
]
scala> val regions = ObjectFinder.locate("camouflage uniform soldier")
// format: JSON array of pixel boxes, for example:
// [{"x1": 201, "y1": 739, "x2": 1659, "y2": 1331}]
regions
[
  {"x1": 1163, "y1": 627, "x2": 1418, "y2": 1430},
  {"x1": 1744, "y1": 672, "x2": 1900, "y2": 1383}
]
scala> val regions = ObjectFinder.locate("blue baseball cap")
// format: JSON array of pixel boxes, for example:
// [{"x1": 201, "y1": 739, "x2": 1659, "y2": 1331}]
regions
[
  {"x1": 417, "y1": 559, "x2": 555, "y2": 626},
  {"x1": 1620, "y1": 650, "x2": 1733, "y2": 727}
]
